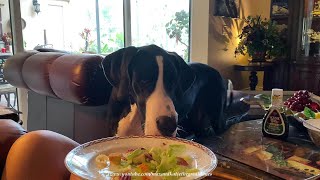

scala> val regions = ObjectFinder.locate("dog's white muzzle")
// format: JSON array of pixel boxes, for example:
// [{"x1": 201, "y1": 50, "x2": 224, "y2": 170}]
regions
[{"x1": 145, "y1": 56, "x2": 178, "y2": 136}]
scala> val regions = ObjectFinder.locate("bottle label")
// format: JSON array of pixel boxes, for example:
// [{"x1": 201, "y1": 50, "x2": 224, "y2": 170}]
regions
[{"x1": 263, "y1": 109, "x2": 285, "y2": 136}]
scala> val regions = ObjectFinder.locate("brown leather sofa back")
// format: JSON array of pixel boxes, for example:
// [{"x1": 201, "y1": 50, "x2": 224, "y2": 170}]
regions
[{"x1": 4, "y1": 51, "x2": 112, "y2": 106}]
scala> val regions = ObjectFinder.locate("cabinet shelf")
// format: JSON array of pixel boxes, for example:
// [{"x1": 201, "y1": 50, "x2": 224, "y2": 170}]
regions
[{"x1": 271, "y1": 15, "x2": 289, "y2": 20}]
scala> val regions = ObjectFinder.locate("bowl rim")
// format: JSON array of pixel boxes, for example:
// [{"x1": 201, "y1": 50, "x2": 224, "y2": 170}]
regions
[{"x1": 303, "y1": 119, "x2": 320, "y2": 132}]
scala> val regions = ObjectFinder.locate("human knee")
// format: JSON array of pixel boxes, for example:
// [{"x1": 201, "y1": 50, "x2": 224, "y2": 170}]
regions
[{"x1": 3, "y1": 130, "x2": 79, "y2": 180}]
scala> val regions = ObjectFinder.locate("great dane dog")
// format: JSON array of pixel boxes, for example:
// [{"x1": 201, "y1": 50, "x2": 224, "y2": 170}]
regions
[{"x1": 102, "y1": 45, "x2": 230, "y2": 138}]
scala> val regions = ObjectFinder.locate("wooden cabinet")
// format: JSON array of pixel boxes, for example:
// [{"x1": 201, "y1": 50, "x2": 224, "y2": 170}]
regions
[
  {"x1": 289, "y1": 61, "x2": 320, "y2": 95},
  {"x1": 269, "y1": 0, "x2": 320, "y2": 94},
  {"x1": 270, "y1": 0, "x2": 289, "y2": 25}
]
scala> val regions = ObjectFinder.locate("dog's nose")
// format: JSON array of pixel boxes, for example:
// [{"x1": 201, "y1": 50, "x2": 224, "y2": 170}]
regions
[{"x1": 156, "y1": 116, "x2": 177, "y2": 136}]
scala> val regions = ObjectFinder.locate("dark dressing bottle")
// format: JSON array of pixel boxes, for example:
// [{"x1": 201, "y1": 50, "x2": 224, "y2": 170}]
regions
[{"x1": 262, "y1": 89, "x2": 289, "y2": 140}]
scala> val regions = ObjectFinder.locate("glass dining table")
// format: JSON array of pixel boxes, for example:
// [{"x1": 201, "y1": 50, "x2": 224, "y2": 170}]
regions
[{"x1": 200, "y1": 119, "x2": 320, "y2": 180}]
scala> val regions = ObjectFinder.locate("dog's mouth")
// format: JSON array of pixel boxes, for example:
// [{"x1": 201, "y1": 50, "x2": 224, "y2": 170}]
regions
[{"x1": 156, "y1": 115, "x2": 178, "y2": 136}]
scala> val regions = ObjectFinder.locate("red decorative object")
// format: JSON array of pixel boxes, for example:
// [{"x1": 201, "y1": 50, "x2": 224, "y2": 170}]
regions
[{"x1": 1, "y1": 33, "x2": 12, "y2": 46}]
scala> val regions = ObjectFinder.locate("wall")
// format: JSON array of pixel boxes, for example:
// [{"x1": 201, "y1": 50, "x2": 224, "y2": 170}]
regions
[
  {"x1": 20, "y1": 0, "x2": 44, "y2": 49},
  {"x1": 207, "y1": 0, "x2": 271, "y2": 90},
  {"x1": 190, "y1": 0, "x2": 209, "y2": 64},
  {"x1": 19, "y1": 0, "x2": 73, "y2": 50},
  {"x1": 0, "y1": 0, "x2": 10, "y2": 34}
]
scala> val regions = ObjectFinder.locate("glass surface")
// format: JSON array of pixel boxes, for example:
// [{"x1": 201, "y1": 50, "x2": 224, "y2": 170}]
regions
[
  {"x1": 98, "y1": 0, "x2": 124, "y2": 54},
  {"x1": 21, "y1": 0, "x2": 123, "y2": 54},
  {"x1": 301, "y1": 0, "x2": 320, "y2": 57},
  {"x1": 130, "y1": 0, "x2": 190, "y2": 60},
  {"x1": 270, "y1": 0, "x2": 289, "y2": 25},
  {"x1": 0, "y1": 0, "x2": 17, "y2": 110},
  {"x1": 200, "y1": 119, "x2": 320, "y2": 180},
  {"x1": 21, "y1": 0, "x2": 188, "y2": 58},
  {"x1": 22, "y1": 0, "x2": 96, "y2": 52}
]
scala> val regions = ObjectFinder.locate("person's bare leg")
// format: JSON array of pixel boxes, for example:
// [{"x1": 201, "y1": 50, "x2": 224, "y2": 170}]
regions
[
  {"x1": 1, "y1": 130, "x2": 79, "y2": 180},
  {"x1": 0, "y1": 120, "x2": 26, "y2": 177}
]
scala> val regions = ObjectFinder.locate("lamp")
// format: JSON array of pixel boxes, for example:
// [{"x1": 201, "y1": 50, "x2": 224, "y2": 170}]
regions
[{"x1": 32, "y1": 0, "x2": 40, "y2": 14}]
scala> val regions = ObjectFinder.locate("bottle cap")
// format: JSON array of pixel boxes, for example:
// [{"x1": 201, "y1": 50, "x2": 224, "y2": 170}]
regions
[{"x1": 271, "y1": 88, "x2": 283, "y2": 107}]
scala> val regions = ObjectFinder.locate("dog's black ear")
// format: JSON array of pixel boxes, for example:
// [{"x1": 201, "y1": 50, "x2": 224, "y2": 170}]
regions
[
  {"x1": 101, "y1": 46, "x2": 138, "y2": 101},
  {"x1": 168, "y1": 52, "x2": 195, "y2": 94}
]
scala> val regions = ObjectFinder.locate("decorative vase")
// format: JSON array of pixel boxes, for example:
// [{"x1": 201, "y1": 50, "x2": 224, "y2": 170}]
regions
[{"x1": 250, "y1": 51, "x2": 266, "y2": 62}]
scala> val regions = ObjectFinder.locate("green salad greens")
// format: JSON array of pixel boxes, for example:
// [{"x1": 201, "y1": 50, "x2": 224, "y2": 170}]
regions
[
  {"x1": 304, "y1": 107, "x2": 316, "y2": 119},
  {"x1": 96, "y1": 144, "x2": 199, "y2": 180}
]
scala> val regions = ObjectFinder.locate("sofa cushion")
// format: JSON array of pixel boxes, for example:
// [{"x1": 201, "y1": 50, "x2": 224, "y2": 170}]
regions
[
  {"x1": 22, "y1": 52, "x2": 65, "y2": 98},
  {"x1": 3, "y1": 51, "x2": 38, "y2": 89},
  {"x1": 49, "y1": 54, "x2": 112, "y2": 105}
]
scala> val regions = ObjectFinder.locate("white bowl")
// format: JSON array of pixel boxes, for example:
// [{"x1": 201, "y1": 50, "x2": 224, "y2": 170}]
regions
[
  {"x1": 303, "y1": 119, "x2": 320, "y2": 132},
  {"x1": 303, "y1": 119, "x2": 320, "y2": 146},
  {"x1": 65, "y1": 136, "x2": 218, "y2": 180}
]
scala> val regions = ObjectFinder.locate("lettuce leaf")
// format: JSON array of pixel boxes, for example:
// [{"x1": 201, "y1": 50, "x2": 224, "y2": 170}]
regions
[
  {"x1": 304, "y1": 107, "x2": 316, "y2": 119},
  {"x1": 127, "y1": 149, "x2": 144, "y2": 163},
  {"x1": 156, "y1": 155, "x2": 177, "y2": 173},
  {"x1": 167, "y1": 144, "x2": 186, "y2": 157},
  {"x1": 118, "y1": 144, "x2": 198, "y2": 178},
  {"x1": 149, "y1": 147, "x2": 162, "y2": 163}
]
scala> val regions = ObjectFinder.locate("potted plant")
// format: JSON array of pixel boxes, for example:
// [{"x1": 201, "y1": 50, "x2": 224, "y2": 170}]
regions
[
  {"x1": 1, "y1": 33, "x2": 12, "y2": 53},
  {"x1": 235, "y1": 15, "x2": 287, "y2": 62},
  {"x1": 79, "y1": 28, "x2": 95, "y2": 53}
]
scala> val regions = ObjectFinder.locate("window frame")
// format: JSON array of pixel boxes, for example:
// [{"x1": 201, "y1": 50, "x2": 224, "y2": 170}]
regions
[{"x1": 96, "y1": 0, "x2": 191, "y2": 61}]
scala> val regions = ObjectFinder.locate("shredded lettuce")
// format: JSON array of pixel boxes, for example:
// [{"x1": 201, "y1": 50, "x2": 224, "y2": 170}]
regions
[
  {"x1": 304, "y1": 107, "x2": 316, "y2": 119},
  {"x1": 150, "y1": 147, "x2": 162, "y2": 163},
  {"x1": 100, "y1": 144, "x2": 198, "y2": 179},
  {"x1": 157, "y1": 155, "x2": 177, "y2": 173},
  {"x1": 126, "y1": 149, "x2": 145, "y2": 163},
  {"x1": 167, "y1": 144, "x2": 186, "y2": 157}
]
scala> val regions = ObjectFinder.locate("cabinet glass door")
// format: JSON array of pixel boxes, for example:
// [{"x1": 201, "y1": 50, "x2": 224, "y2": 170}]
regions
[{"x1": 301, "y1": 0, "x2": 320, "y2": 57}]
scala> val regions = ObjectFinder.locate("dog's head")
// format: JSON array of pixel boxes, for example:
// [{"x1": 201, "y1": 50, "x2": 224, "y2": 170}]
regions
[{"x1": 102, "y1": 45, "x2": 195, "y2": 136}]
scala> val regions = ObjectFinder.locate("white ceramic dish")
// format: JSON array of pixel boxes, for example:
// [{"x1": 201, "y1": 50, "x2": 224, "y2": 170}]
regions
[
  {"x1": 303, "y1": 119, "x2": 320, "y2": 132},
  {"x1": 65, "y1": 136, "x2": 217, "y2": 180}
]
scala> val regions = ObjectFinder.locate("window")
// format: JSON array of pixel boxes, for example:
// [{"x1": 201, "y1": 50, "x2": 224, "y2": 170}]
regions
[
  {"x1": 98, "y1": 0, "x2": 124, "y2": 54},
  {"x1": 22, "y1": 0, "x2": 190, "y2": 60},
  {"x1": 0, "y1": 0, "x2": 17, "y2": 110},
  {"x1": 131, "y1": 0, "x2": 190, "y2": 60}
]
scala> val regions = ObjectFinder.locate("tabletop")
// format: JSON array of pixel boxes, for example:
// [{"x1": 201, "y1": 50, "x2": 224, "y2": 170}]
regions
[
  {"x1": 234, "y1": 62, "x2": 274, "y2": 72},
  {"x1": 0, "y1": 53, "x2": 12, "y2": 59},
  {"x1": 200, "y1": 119, "x2": 320, "y2": 180}
]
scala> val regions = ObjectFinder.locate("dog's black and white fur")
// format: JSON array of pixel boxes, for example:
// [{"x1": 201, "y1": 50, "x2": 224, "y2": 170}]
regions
[{"x1": 102, "y1": 45, "x2": 228, "y2": 138}]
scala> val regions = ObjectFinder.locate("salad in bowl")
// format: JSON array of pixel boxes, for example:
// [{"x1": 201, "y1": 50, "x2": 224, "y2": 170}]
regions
[
  {"x1": 64, "y1": 136, "x2": 217, "y2": 180},
  {"x1": 96, "y1": 144, "x2": 199, "y2": 180}
]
